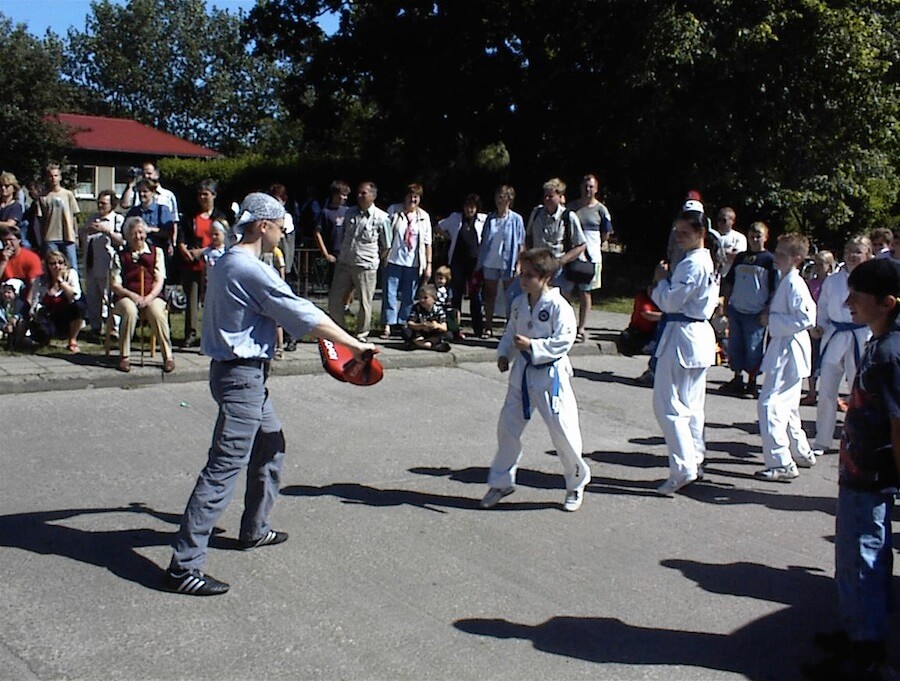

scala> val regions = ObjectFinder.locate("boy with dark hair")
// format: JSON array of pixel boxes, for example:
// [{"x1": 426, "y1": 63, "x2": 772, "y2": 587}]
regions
[{"x1": 808, "y1": 258, "x2": 900, "y2": 679}]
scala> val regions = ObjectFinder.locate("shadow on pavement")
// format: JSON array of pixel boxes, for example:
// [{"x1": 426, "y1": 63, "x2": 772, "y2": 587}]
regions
[
  {"x1": 409, "y1": 466, "x2": 563, "y2": 490},
  {"x1": 0, "y1": 502, "x2": 195, "y2": 591},
  {"x1": 454, "y1": 560, "x2": 842, "y2": 679},
  {"x1": 572, "y1": 368, "x2": 638, "y2": 387},
  {"x1": 281, "y1": 481, "x2": 557, "y2": 512}
]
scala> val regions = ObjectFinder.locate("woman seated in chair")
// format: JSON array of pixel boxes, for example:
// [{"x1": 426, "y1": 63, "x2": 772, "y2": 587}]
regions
[
  {"x1": 29, "y1": 250, "x2": 84, "y2": 352},
  {"x1": 110, "y1": 217, "x2": 174, "y2": 373}
]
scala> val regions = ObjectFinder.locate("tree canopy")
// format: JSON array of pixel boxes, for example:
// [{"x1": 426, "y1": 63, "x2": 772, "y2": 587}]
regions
[
  {"x1": 0, "y1": 17, "x2": 74, "y2": 178},
  {"x1": 246, "y1": 0, "x2": 899, "y2": 244},
  {"x1": 64, "y1": 0, "x2": 285, "y2": 155}
]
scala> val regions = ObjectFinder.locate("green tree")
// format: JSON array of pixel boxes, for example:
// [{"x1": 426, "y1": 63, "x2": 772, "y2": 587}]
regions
[
  {"x1": 0, "y1": 15, "x2": 74, "y2": 178},
  {"x1": 246, "y1": 0, "x2": 899, "y2": 243},
  {"x1": 65, "y1": 0, "x2": 285, "y2": 154}
]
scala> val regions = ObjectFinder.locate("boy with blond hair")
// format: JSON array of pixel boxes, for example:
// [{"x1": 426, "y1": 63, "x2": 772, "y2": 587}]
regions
[{"x1": 755, "y1": 234, "x2": 818, "y2": 480}]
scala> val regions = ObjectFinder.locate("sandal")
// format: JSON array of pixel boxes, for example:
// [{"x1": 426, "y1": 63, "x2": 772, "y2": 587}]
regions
[
  {"x1": 379, "y1": 330, "x2": 392, "y2": 340},
  {"x1": 274, "y1": 348, "x2": 284, "y2": 360},
  {"x1": 575, "y1": 332, "x2": 586, "y2": 343},
  {"x1": 67, "y1": 340, "x2": 80, "y2": 353},
  {"x1": 480, "y1": 330, "x2": 493, "y2": 340}
]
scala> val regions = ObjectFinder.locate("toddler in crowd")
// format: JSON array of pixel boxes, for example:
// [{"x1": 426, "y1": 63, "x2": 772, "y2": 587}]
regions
[
  {"x1": 433, "y1": 265, "x2": 462, "y2": 339},
  {"x1": 755, "y1": 234, "x2": 818, "y2": 481},
  {"x1": 480, "y1": 248, "x2": 590, "y2": 512},
  {"x1": 0, "y1": 278, "x2": 27, "y2": 348},
  {"x1": 401, "y1": 284, "x2": 452, "y2": 352}
]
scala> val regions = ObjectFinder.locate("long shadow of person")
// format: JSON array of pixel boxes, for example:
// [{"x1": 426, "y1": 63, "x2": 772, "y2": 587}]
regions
[
  {"x1": 280, "y1": 482, "x2": 557, "y2": 513},
  {"x1": 408, "y1": 466, "x2": 563, "y2": 490},
  {"x1": 454, "y1": 560, "x2": 841, "y2": 679},
  {"x1": 0, "y1": 502, "x2": 219, "y2": 591}
]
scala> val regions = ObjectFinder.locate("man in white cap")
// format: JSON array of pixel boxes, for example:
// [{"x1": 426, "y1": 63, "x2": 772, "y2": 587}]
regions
[{"x1": 165, "y1": 192, "x2": 376, "y2": 596}]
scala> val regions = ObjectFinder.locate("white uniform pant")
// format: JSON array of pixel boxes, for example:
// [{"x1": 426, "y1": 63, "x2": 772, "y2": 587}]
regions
[
  {"x1": 653, "y1": 351, "x2": 707, "y2": 480},
  {"x1": 815, "y1": 356, "x2": 855, "y2": 452},
  {"x1": 488, "y1": 371, "x2": 590, "y2": 492},
  {"x1": 759, "y1": 370, "x2": 810, "y2": 468}
]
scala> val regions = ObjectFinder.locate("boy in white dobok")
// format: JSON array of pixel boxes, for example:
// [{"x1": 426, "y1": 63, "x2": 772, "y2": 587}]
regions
[
  {"x1": 811, "y1": 236, "x2": 874, "y2": 456},
  {"x1": 480, "y1": 248, "x2": 591, "y2": 512},
  {"x1": 755, "y1": 234, "x2": 818, "y2": 480}
]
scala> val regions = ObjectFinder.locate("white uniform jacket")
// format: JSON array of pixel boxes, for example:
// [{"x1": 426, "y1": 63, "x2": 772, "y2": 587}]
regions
[
  {"x1": 816, "y1": 268, "x2": 871, "y2": 364},
  {"x1": 651, "y1": 248, "x2": 719, "y2": 368},
  {"x1": 760, "y1": 268, "x2": 816, "y2": 382},
  {"x1": 498, "y1": 287, "x2": 576, "y2": 387}
]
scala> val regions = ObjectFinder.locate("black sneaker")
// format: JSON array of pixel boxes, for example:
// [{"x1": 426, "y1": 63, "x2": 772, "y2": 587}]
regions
[
  {"x1": 239, "y1": 529, "x2": 289, "y2": 551},
  {"x1": 164, "y1": 569, "x2": 230, "y2": 596},
  {"x1": 718, "y1": 377, "x2": 745, "y2": 395}
]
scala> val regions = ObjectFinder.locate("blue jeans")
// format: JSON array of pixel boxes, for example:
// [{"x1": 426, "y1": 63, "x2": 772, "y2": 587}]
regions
[
  {"x1": 727, "y1": 307, "x2": 765, "y2": 373},
  {"x1": 170, "y1": 360, "x2": 285, "y2": 572},
  {"x1": 382, "y1": 263, "x2": 420, "y2": 326},
  {"x1": 835, "y1": 485, "x2": 895, "y2": 641}
]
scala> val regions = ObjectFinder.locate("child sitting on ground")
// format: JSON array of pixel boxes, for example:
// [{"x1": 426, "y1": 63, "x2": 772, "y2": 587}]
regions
[
  {"x1": 433, "y1": 265, "x2": 462, "y2": 339},
  {"x1": 0, "y1": 278, "x2": 27, "y2": 349},
  {"x1": 402, "y1": 284, "x2": 452, "y2": 352},
  {"x1": 755, "y1": 234, "x2": 818, "y2": 481},
  {"x1": 617, "y1": 283, "x2": 662, "y2": 356}
]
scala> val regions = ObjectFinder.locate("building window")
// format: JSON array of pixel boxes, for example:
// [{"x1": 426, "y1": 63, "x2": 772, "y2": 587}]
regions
[
  {"x1": 74, "y1": 165, "x2": 97, "y2": 199},
  {"x1": 114, "y1": 166, "x2": 140, "y2": 199}
]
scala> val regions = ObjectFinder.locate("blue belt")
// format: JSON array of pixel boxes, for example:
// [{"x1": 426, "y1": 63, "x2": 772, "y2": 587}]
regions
[
  {"x1": 520, "y1": 351, "x2": 561, "y2": 420},
  {"x1": 820, "y1": 321, "x2": 866, "y2": 367}
]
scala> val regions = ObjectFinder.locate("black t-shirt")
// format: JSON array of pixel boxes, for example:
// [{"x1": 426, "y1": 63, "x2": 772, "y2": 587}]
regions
[
  {"x1": 452, "y1": 218, "x2": 480, "y2": 264},
  {"x1": 839, "y1": 323, "x2": 900, "y2": 492}
]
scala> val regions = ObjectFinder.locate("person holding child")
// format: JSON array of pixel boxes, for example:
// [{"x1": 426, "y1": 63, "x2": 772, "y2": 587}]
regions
[
  {"x1": 804, "y1": 258, "x2": 900, "y2": 680},
  {"x1": 650, "y1": 207, "x2": 720, "y2": 495},
  {"x1": 755, "y1": 234, "x2": 818, "y2": 481},
  {"x1": 401, "y1": 283, "x2": 452, "y2": 352},
  {"x1": 479, "y1": 247, "x2": 591, "y2": 512}
]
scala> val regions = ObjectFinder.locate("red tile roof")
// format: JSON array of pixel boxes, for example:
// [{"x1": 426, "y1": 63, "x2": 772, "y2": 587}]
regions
[{"x1": 54, "y1": 113, "x2": 221, "y2": 158}]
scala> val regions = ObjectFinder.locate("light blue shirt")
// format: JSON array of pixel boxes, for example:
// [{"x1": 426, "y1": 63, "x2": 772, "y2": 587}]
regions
[{"x1": 201, "y1": 247, "x2": 326, "y2": 360}]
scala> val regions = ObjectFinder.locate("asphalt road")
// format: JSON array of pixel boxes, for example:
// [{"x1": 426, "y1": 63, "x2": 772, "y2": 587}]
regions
[{"x1": 0, "y1": 353, "x2": 895, "y2": 680}]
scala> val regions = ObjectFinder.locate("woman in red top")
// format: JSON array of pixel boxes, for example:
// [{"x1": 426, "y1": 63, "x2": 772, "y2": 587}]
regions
[
  {"x1": 178, "y1": 179, "x2": 227, "y2": 347},
  {"x1": 29, "y1": 250, "x2": 83, "y2": 352}
]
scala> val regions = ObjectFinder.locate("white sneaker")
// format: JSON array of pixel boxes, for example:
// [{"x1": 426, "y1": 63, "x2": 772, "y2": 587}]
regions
[
  {"x1": 563, "y1": 489, "x2": 584, "y2": 512},
  {"x1": 655, "y1": 474, "x2": 697, "y2": 496},
  {"x1": 754, "y1": 463, "x2": 799, "y2": 481},
  {"x1": 479, "y1": 487, "x2": 515, "y2": 509},
  {"x1": 795, "y1": 451, "x2": 817, "y2": 468},
  {"x1": 810, "y1": 448, "x2": 826, "y2": 458}
]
